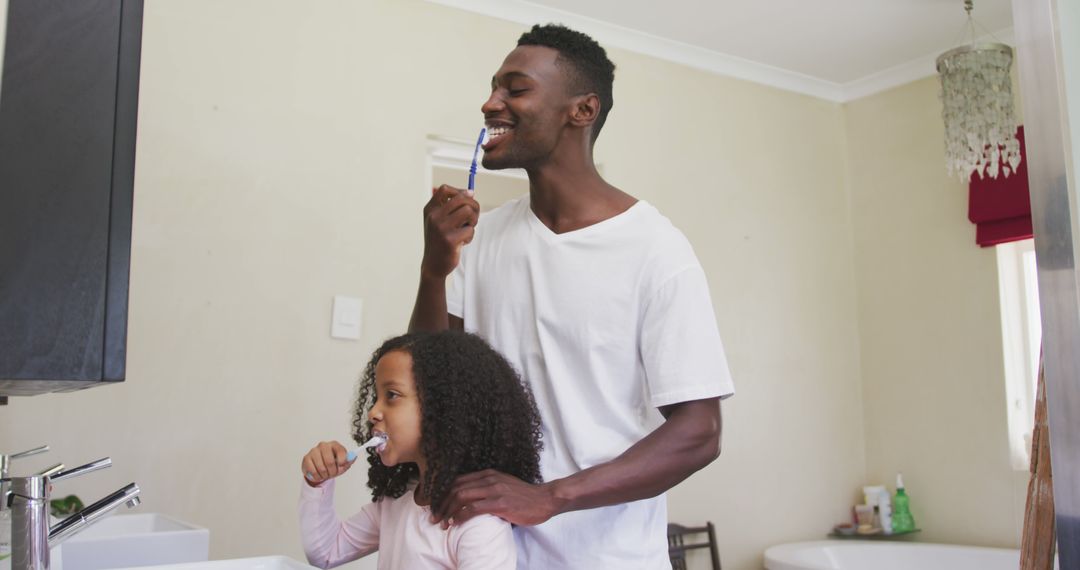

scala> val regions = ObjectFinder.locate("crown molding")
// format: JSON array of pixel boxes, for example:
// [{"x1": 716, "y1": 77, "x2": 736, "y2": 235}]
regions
[
  {"x1": 422, "y1": 0, "x2": 1014, "y2": 103},
  {"x1": 422, "y1": 0, "x2": 846, "y2": 102},
  {"x1": 842, "y1": 27, "x2": 1015, "y2": 101}
]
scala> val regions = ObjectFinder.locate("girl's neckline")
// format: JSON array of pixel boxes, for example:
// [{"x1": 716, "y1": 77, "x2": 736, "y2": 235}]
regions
[{"x1": 408, "y1": 482, "x2": 432, "y2": 509}]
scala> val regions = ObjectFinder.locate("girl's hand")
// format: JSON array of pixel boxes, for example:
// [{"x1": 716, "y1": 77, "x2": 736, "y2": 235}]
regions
[{"x1": 301, "y1": 441, "x2": 354, "y2": 487}]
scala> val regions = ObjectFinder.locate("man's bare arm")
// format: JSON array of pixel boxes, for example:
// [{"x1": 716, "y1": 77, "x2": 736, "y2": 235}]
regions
[
  {"x1": 409, "y1": 185, "x2": 478, "y2": 332},
  {"x1": 433, "y1": 397, "x2": 722, "y2": 526}
]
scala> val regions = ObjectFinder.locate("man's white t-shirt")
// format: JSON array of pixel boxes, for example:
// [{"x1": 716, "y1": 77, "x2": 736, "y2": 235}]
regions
[{"x1": 448, "y1": 196, "x2": 735, "y2": 569}]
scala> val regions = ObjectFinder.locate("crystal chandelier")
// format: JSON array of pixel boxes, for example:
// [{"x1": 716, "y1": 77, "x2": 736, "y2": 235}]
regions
[{"x1": 936, "y1": 0, "x2": 1020, "y2": 180}]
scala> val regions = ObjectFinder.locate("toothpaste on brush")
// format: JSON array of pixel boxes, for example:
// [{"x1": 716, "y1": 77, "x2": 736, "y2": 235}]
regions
[{"x1": 347, "y1": 433, "x2": 388, "y2": 462}]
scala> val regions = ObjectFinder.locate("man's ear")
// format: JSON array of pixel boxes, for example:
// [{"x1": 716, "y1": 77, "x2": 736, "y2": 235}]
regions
[{"x1": 569, "y1": 93, "x2": 601, "y2": 129}]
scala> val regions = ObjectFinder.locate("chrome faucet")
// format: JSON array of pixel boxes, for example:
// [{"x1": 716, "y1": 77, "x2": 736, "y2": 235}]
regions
[
  {"x1": 1, "y1": 446, "x2": 50, "y2": 514},
  {"x1": 5, "y1": 457, "x2": 141, "y2": 570}
]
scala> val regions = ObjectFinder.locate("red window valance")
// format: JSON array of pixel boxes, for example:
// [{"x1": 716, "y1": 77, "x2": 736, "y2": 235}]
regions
[{"x1": 968, "y1": 126, "x2": 1033, "y2": 247}]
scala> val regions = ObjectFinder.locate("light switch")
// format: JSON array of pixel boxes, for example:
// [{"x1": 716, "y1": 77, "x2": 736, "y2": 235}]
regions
[{"x1": 331, "y1": 295, "x2": 362, "y2": 340}]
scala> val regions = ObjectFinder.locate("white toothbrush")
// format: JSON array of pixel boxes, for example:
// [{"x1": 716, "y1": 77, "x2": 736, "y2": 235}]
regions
[
  {"x1": 346, "y1": 433, "x2": 388, "y2": 462},
  {"x1": 306, "y1": 434, "x2": 388, "y2": 482}
]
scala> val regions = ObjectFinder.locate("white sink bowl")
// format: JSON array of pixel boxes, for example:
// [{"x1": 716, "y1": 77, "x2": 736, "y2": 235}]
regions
[
  {"x1": 60, "y1": 513, "x2": 209, "y2": 570},
  {"x1": 124, "y1": 556, "x2": 317, "y2": 570}
]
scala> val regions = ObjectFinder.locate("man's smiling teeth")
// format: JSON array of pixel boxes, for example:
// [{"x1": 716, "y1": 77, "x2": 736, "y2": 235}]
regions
[{"x1": 488, "y1": 126, "x2": 512, "y2": 139}]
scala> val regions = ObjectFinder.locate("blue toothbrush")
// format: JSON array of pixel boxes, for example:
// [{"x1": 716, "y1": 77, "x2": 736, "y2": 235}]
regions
[{"x1": 468, "y1": 127, "x2": 487, "y2": 192}]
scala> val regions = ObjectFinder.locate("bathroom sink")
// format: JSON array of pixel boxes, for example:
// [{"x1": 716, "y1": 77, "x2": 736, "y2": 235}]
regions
[
  {"x1": 60, "y1": 513, "x2": 209, "y2": 570},
  {"x1": 123, "y1": 556, "x2": 318, "y2": 570}
]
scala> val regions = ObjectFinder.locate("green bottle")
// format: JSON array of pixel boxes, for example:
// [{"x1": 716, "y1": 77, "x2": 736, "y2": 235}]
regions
[{"x1": 891, "y1": 473, "x2": 916, "y2": 533}]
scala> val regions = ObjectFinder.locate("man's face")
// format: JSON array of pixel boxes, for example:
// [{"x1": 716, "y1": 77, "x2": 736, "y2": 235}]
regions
[
  {"x1": 481, "y1": 45, "x2": 574, "y2": 170},
  {"x1": 368, "y1": 350, "x2": 424, "y2": 470}
]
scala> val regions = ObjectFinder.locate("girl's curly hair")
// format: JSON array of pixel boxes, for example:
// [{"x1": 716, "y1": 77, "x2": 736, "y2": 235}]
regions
[{"x1": 352, "y1": 331, "x2": 543, "y2": 512}]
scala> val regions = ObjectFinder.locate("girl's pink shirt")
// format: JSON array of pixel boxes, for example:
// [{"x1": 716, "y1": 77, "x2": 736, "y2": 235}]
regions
[{"x1": 298, "y1": 479, "x2": 516, "y2": 569}]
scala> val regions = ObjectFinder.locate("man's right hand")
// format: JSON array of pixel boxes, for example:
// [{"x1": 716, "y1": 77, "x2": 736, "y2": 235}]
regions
[{"x1": 421, "y1": 185, "x2": 480, "y2": 280}]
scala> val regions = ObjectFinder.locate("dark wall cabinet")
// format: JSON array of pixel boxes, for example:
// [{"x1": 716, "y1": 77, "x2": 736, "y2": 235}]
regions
[{"x1": 0, "y1": 0, "x2": 144, "y2": 396}]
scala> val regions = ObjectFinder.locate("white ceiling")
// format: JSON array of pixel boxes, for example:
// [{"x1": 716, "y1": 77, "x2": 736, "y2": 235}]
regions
[{"x1": 425, "y1": 0, "x2": 1015, "y2": 102}]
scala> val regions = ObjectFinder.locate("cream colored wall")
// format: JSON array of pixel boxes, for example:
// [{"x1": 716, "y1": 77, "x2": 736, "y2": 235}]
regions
[
  {"x1": 605, "y1": 57, "x2": 866, "y2": 567},
  {"x1": 2, "y1": 2, "x2": 864, "y2": 569},
  {"x1": 843, "y1": 76, "x2": 1029, "y2": 549}
]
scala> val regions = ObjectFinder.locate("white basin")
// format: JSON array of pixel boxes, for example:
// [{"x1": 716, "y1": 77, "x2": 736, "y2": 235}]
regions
[
  {"x1": 60, "y1": 513, "x2": 209, "y2": 570},
  {"x1": 124, "y1": 556, "x2": 318, "y2": 570}
]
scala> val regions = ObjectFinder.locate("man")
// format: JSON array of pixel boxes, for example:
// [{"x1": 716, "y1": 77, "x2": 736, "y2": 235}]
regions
[{"x1": 410, "y1": 24, "x2": 734, "y2": 568}]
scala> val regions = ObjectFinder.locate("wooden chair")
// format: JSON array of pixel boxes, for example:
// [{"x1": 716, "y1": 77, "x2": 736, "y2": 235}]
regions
[{"x1": 667, "y1": 522, "x2": 721, "y2": 570}]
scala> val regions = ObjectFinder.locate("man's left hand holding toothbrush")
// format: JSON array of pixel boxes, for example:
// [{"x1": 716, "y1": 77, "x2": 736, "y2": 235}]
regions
[{"x1": 409, "y1": 184, "x2": 480, "y2": 333}]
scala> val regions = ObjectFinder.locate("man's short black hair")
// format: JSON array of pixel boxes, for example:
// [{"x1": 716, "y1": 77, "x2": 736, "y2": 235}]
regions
[{"x1": 518, "y1": 23, "x2": 615, "y2": 142}]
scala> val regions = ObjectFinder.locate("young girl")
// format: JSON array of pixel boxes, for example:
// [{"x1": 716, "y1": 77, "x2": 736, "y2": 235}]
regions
[{"x1": 298, "y1": 331, "x2": 543, "y2": 569}]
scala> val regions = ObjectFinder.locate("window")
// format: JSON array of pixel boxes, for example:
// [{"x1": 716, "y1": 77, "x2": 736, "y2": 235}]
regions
[{"x1": 996, "y1": 238, "x2": 1043, "y2": 470}]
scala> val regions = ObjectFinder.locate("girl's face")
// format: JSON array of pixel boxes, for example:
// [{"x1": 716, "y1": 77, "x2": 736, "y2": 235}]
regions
[{"x1": 368, "y1": 350, "x2": 424, "y2": 472}]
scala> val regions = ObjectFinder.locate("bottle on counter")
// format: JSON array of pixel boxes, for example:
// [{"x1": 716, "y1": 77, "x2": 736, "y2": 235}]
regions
[
  {"x1": 878, "y1": 488, "x2": 893, "y2": 534},
  {"x1": 891, "y1": 473, "x2": 916, "y2": 534}
]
